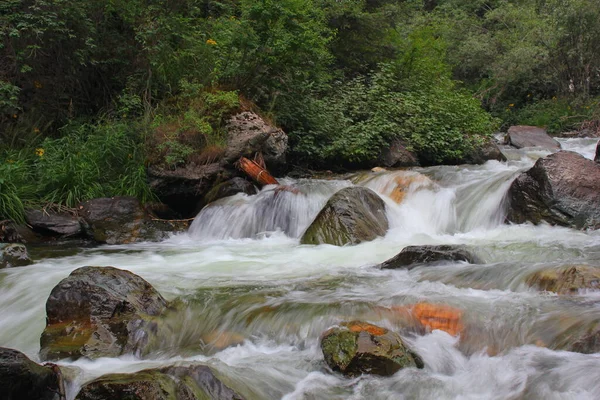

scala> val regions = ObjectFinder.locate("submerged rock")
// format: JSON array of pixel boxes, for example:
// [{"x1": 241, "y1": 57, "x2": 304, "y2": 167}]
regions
[
  {"x1": 26, "y1": 209, "x2": 83, "y2": 238},
  {"x1": 76, "y1": 365, "x2": 244, "y2": 400},
  {"x1": 505, "y1": 126, "x2": 561, "y2": 151},
  {"x1": 0, "y1": 347, "x2": 65, "y2": 400},
  {"x1": 0, "y1": 243, "x2": 33, "y2": 268},
  {"x1": 506, "y1": 151, "x2": 600, "y2": 229},
  {"x1": 40, "y1": 266, "x2": 168, "y2": 361},
  {"x1": 320, "y1": 321, "x2": 423, "y2": 377},
  {"x1": 301, "y1": 187, "x2": 388, "y2": 246},
  {"x1": 380, "y1": 245, "x2": 482, "y2": 270},
  {"x1": 526, "y1": 265, "x2": 600, "y2": 294},
  {"x1": 78, "y1": 197, "x2": 183, "y2": 244}
]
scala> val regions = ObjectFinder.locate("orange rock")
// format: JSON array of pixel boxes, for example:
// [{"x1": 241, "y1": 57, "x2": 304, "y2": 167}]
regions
[
  {"x1": 410, "y1": 303, "x2": 464, "y2": 336},
  {"x1": 346, "y1": 321, "x2": 388, "y2": 336}
]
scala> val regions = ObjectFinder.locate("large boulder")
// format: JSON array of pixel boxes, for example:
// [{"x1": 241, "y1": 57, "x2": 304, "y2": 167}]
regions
[
  {"x1": 223, "y1": 112, "x2": 288, "y2": 171},
  {"x1": 40, "y1": 266, "x2": 168, "y2": 361},
  {"x1": 148, "y1": 163, "x2": 232, "y2": 217},
  {"x1": 0, "y1": 243, "x2": 33, "y2": 268},
  {"x1": 320, "y1": 321, "x2": 423, "y2": 377},
  {"x1": 26, "y1": 209, "x2": 83, "y2": 237},
  {"x1": 0, "y1": 347, "x2": 65, "y2": 400},
  {"x1": 505, "y1": 126, "x2": 561, "y2": 150},
  {"x1": 301, "y1": 187, "x2": 388, "y2": 246},
  {"x1": 377, "y1": 139, "x2": 420, "y2": 168},
  {"x1": 506, "y1": 151, "x2": 600, "y2": 229},
  {"x1": 526, "y1": 265, "x2": 600, "y2": 294},
  {"x1": 78, "y1": 197, "x2": 184, "y2": 244},
  {"x1": 380, "y1": 245, "x2": 482, "y2": 270},
  {"x1": 76, "y1": 365, "x2": 244, "y2": 400},
  {"x1": 461, "y1": 138, "x2": 508, "y2": 164}
]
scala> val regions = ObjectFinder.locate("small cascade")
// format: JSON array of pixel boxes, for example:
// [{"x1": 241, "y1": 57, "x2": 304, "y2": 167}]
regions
[{"x1": 188, "y1": 179, "x2": 351, "y2": 240}]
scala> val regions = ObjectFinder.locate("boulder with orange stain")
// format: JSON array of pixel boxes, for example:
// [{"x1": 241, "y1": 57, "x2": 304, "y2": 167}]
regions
[
  {"x1": 411, "y1": 303, "x2": 464, "y2": 337},
  {"x1": 386, "y1": 173, "x2": 433, "y2": 204},
  {"x1": 320, "y1": 321, "x2": 423, "y2": 377}
]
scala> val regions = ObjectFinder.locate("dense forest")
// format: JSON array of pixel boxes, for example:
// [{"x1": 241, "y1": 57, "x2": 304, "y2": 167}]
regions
[{"x1": 1, "y1": 0, "x2": 599, "y2": 222}]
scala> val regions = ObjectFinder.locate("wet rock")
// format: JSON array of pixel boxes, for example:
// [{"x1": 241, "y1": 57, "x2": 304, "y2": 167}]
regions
[
  {"x1": 203, "y1": 178, "x2": 257, "y2": 206},
  {"x1": 1, "y1": 219, "x2": 40, "y2": 243},
  {"x1": 506, "y1": 151, "x2": 600, "y2": 229},
  {"x1": 505, "y1": 126, "x2": 561, "y2": 150},
  {"x1": 320, "y1": 321, "x2": 423, "y2": 377},
  {"x1": 569, "y1": 327, "x2": 600, "y2": 354},
  {"x1": 76, "y1": 365, "x2": 244, "y2": 400},
  {"x1": 0, "y1": 243, "x2": 33, "y2": 268},
  {"x1": 148, "y1": 163, "x2": 232, "y2": 217},
  {"x1": 301, "y1": 187, "x2": 388, "y2": 246},
  {"x1": 78, "y1": 197, "x2": 182, "y2": 244},
  {"x1": 380, "y1": 245, "x2": 482, "y2": 270},
  {"x1": 377, "y1": 139, "x2": 419, "y2": 168},
  {"x1": 0, "y1": 347, "x2": 65, "y2": 400},
  {"x1": 26, "y1": 209, "x2": 83, "y2": 237},
  {"x1": 462, "y1": 138, "x2": 508, "y2": 164},
  {"x1": 526, "y1": 265, "x2": 600, "y2": 294},
  {"x1": 595, "y1": 140, "x2": 599, "y2": 163},
  {"x1": 40, "y1": 266, "x2": 168, "y2": 361},
  {"x1": 223, "y1": 112, "x2": 288, "y2": 171},
  {"x1": 410, "y1": 303, "x2": 464, "y2": 336}
]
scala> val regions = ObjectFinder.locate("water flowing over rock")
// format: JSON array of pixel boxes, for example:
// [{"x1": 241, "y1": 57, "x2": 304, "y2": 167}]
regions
[
  {"x1": 526, "y1": 265, "x2": 600, "y2": 294},
  {"x1": 505, "y1": 126, "x2": 561, "y2": 150},
  {"x1": 0, "y1": 347, "x2": 65, "y2": 400},
  {"x1": 78, "y1": 197, "x2": 183, "y2": 244},
  {"x1": 320, "y1": 321, "x2": 423, "y2": 377},
  {"x1": 223, "y1": 112, "x2": 288, "y2": 171},
  {"x1": 301, "y1": 187, "x2": 388, "y2": 246},
  {"x1": 506, "y1": 151, "x2": 600, "y2": 229},
  {"x1": 0, "y1": 243, "x2": 33, "y2": 268},
  {"x1": 40, "y1": 266, "x2": 168, "y2": 361},
  {"x1": 26, "y1": 209, "x2": 83, "y2": 237},
  {"x1": 76, "y1": 365, "x2": 245, "y2": 400},
  {"x1": 380, "y1": 245, "x2": 482, "y2": 270}
]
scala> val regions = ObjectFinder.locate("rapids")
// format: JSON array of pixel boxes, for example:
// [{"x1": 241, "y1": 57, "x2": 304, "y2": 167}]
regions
[{"x1": 1, "y1": 138, "x2": 600, "y2": 399}]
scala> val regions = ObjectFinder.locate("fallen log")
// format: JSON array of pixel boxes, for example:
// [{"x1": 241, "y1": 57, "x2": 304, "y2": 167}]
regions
[{"x1": 237, "y1": 156, "x2": 279, "y2": 186}]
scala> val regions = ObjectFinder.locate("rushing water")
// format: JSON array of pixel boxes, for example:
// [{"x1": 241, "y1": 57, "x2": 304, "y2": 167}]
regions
[{"x1": 1, "y1": 139, "x2": 600, "y2": 399}]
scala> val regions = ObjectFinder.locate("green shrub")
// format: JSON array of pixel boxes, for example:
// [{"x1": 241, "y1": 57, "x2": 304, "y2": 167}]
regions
[{"x1": 0, "y1": 151, "x2": 37, "y2": 223}]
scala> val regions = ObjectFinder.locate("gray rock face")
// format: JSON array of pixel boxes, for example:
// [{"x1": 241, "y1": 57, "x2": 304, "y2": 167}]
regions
[
  {"x1": 223, "y1": 112, "x2": 288, "y2": 169},
  {"x1": 76, "y1": 365, "x2": 245, "y2": 400},
  {"x1": 320, "y1": 321, "x2": 423, "y2": 377},
  {"x1": 0, "y1": 243, "x2": 33, "y2": 268},
  {"x1": 0, "y1": 347, "x2": 65, "y2": 400},
  {"x1": 506, "y1": 126, "x2": 561, "y2": 150},
  {"x1": 26, "y1": 209, "x2": 83, "y2": 237},
  {"x1": 380, "y1": 245, "x2": 482, "y2": 270},
  {"x1": 40, "y1": 266, "x2": 168, "y2": 361},
  {"x1": 378, "y1": 139, "x2": 420, "y2": 168},
  {"x1": 301, "y1": 187, "x2": 388, "y2": 246},
  {"x1": 506, "y1": 151, "x2": 600, "y2": 230}
]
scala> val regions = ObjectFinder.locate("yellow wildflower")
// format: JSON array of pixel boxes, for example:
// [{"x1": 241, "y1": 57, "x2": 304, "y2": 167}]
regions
[
  {"x1": 509, "y1": 104, "x2": 514, "y2": 107},
  {"x1": 34, "y1": 80, "x2": 42, "y2": 89},
  {"x1": 12, "y1": 114, "x2": 17, "y2": 118},
  {"x1": 33, "y1": 128, "x2": 40, "y2": 133},
  {"x1": 206, "y1": 39, "x2": 217, "y2": 46},
  {"x1": 35, "y1": 148, "x2": 45, "y2": 157}
]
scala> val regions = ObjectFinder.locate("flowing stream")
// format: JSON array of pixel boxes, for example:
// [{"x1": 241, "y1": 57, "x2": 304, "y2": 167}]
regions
[{"x1": 1, "y1": 138, "x2": 600, "y2": 399}]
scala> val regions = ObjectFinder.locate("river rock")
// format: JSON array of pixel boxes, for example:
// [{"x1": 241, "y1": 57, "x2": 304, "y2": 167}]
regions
[
  {"x1": 76, "y1": 365, "x2": 244, "y2": 400},
  {"x1": 148, "y1": 163, "x2": 232, "y2": 217},
  {"x1": 40, "y1": 266, "x2": 168, "y2": 361},
  {"x1": 569, "y1": 327, "x2": 600, "y2": 354},
  {"x1": 223, "y1": 112, "x2": 288, "y2": 171},
  {"x1": 301, "y1": 187, "x2": 388, "y2": 246},
  {"x1": 26, "y1": 209, "x2": 83, "y2": 237},
  {"x1": 203, "y1": 178, "x2": 257, "y2": 206},
  {"x1": 461, "y1": 138, "x2": 508, "y2": 164},
  {"x1": 320, "y1": 321, "x2": 423, "y2": 377},
  {"x1": 78, "y1": 197, "x2": 181, "y2": 244},
  {"x1": 381, "y1": 245, "x2": 482, "y2": 270},
  {"x1": 595, "y1": 140, "x2": 599, "y2": 162},
  {"x1": 506, "y1": 151, "x2": 600, "y2": 229},
  {"x1": 505, "y1": 126, "x2": 561, "y2": 150},
  {"x1": 526, "y1": 265, "x2": 600, "y2": 294},
  {"x1": 377, "y1": 139, "x2": 420, "y2": 168},
  {"x1": 0, "y1": 243, "x2": 33, "y2": 268},
  {"x1": 0, "y1": 347, "x2": 65, "y2": 400}
]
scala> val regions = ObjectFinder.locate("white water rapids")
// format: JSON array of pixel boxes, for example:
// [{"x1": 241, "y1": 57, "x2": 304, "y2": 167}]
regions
[{"x1": 1, "y1": 138, "x2": 600, "y2": 399}]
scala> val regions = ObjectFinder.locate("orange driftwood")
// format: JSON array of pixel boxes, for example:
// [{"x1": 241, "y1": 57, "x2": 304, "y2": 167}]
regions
[{"x1": 238, "y1": 156, "x2": 279, "y2": 186}]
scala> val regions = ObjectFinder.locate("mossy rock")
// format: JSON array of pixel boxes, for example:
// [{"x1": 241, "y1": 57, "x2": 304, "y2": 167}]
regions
[
  {"x1": 320, "y1": 321, "x2": 423, "y2": 377},
  {"x1": 526, "y1": 265, "x2": 600, "y2": 294},
  {"x1": 301, "y1": 187, "x2": 388, "y2": 246}
]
